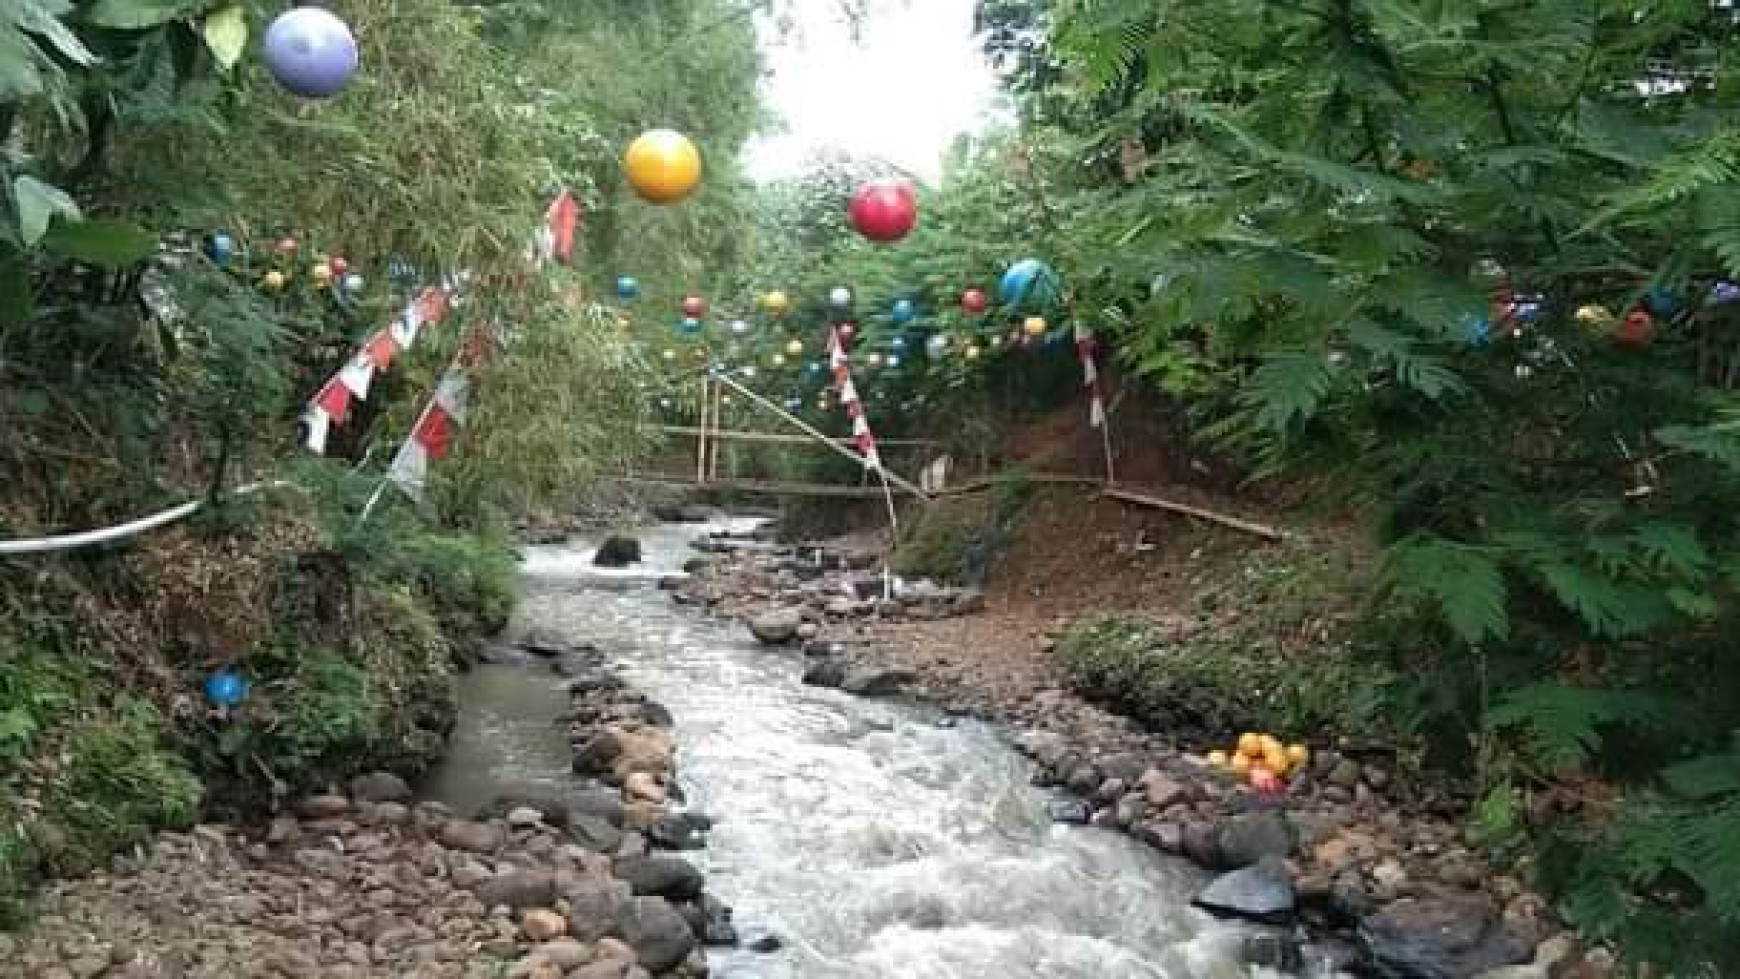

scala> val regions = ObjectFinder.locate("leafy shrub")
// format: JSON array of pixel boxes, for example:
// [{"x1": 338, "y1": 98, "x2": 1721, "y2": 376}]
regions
[{"x1": 45, "y1": 699, "x2": 201, "y2": 873}]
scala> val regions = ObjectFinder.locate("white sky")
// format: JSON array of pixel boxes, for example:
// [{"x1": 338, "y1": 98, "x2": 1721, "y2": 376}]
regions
[{"x1": 743, "y1": 0, "x2": 1004, "y2": 185}]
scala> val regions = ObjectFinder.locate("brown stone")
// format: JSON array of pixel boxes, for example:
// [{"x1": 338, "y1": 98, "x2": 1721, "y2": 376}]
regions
[{"x1": 522, "y1": 909, "x2": 568, "y2": 942}]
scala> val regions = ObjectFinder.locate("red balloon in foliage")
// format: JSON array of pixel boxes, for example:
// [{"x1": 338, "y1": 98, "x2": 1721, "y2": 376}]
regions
[
  {"x1": 848, "y1": 179, "x2": 918, "y2": 243},
  {"x1": 330, "y1": 256, "x2": 348, "y2": 278},
  {"x1": 682, "y1": 295, "x2": 707, "y2": 319},
  {"x1": 961, "y1": 288, "x2": 988, "y2": 315},
  {"x1": 1617, "y1": 309, "x2": 1656, "y2": 348}
]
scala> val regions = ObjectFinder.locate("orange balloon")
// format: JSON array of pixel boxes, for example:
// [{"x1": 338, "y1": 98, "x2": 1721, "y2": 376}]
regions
[{"x1": 624, "y1": 129, "x2": 702, "y2": 204}]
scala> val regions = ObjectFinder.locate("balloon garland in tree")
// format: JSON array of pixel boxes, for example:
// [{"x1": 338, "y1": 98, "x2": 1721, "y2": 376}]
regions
[
  {"x1": 848, "y1": 179, "x2": 919, "y2": 243},
  {"x1": 999, "y1": 259, "x2": 1061, "y2": 312},
  {"x1": 961, "y1": 288, "x2": 988, "y2": 315}
]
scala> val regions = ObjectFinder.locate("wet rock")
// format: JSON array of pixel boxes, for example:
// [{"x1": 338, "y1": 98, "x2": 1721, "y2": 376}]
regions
[
  {"x1": 1359, "y1": 896, "x2": 1532, "y2": 979},
  {"x1": 611, "y1": 729, "x2": 675, "y2": 779},
  {"x1": 1064, "y1": 763, "x2": 1102, "y2": 796},
  {"x1": 840, "y1": 665, "x2": 914, "y2": 697},
  {"x1": 475, "y1": 869, "x2": 557, "y2": 909},
  {"x1": 653, "y1": 503, "x2": 711, "y2": 523},
  {"x1": 1047, "y1": 799, "x2": 1092, "y2": 824},
  {"x1": 614, "y1": 855, "x2": 704, "y2": 900},
  {"x1": 1216, "y1": 810, "x2": 1295, "y2": 869},
  {"x1": 570, "y1": 961, "x2": 633, "y2": 979},
  {"x1": 1371, "y1": 857, "x2": 1411, "y2": 901},
  {"x1": 507, "y1": 807, "x2": 545, "y2": 829},
  {"x1": 647, "y1": 812, "x2": 709, "y2": 851},
  {"x1": 1194, "y1": 856, "x2": 1297, "y2": 925},
  {"x1": 746, "y1": 931, "x2": 784, "y2": 953},
  {"x1": 566, "y1": 878, "x2": 634, "y2": 942},
  {"x1": 801, "y1": 658, "x2": 848, "y2": 688},
  {"x1": 567, "y1": 814, "x2": 624, "y2": 854},
  {"x1": 749, "y1": 609, "x2": 803, "y2": 645},
  {"x1": 439, "y1": 820, "x2": 506, "y2": 855},
  {"x1": 569, "y1": 787, "x2": 628, "y2": 828},
  {"x1": 696, "y1": 893, "x2": 738, "y2": 946},
  {"x1": 572, "y1": 732, "x2": 624, "y2": 777},
  {"x1": 617, "y1": 897, "x2": 697, "y2": 973},
  {"x1": 1132, "y1": 821, "x2": 1184, "y2": 854},
  {"x1": 1182, "y1": 821, "x2": 1221, "y2": 868},
  {"x1": 623, "y1": 772, "x2": 666, "y2": 805},
  {"x1": 1244, "y1": 933, "x2": 1306, "y2": 972},
  {"x1": 348, "y1": 772, "x2": 412, "y2": 804},
  {"x1": 1140, "y1": 771, "x2": 1191, "y2": 811},
  {"x1": 1328, "y1": 757, "x2": 1363, "y2": 788},
  {"x1": 593, "y1": 535, "x2": 643, "y2": 568}
]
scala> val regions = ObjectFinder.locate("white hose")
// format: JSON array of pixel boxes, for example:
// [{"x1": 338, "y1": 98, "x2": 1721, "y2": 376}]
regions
[{"x1": 0, "y1": 481, "x2": 295, "y2": 555}]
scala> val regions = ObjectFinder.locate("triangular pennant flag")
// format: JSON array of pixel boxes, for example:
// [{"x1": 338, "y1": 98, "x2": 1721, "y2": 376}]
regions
[
  {"x1": 302, "y1": 408, "x2": 331, "y2": 454},
  {"x1": 338, "y1": 352, "x2": 375, "y2": 400},
  {"x1": 545, "y1": 190, "x2": 580, "y2": 263},
  {"x1": 367, "y1": 331, "x2": 397, "y2": 371},
  {"x1": 386, "y1": 435, "x2": 429, "y2": 501},
  {"x1": 415, "y1": 289, "x2": 449, "y2": 326},
  {"x1": 431, "y1": 368, "x2": 469, "y2": 421},
  {"x1": 315, "y1": 379, "x2": 352, "y2": 425},
  {"x1": 413, "y1": 405, "x2": 455, "y2": 461}
]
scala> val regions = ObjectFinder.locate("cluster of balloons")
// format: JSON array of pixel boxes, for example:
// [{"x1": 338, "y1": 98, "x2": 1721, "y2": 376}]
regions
[{"x1": 235, "y1": 235, "x2": 366, "y2": 296}]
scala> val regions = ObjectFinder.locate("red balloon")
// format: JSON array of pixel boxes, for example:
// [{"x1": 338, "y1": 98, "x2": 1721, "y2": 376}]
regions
[
  {"x1": 848, "y1": 179, "x2": 918, "y2": 243},
  {"x1": 329, "y1": 256, "x2": 348, "y2": 278},
  {"x1": 961, "y1": 289, "x2": 988, "y2": 315},
  {"x1": 682, "y1": 295, "x2": 707, "y2": 319},
  {"x1": 1618, "y1": 310, "x2": 1656, "y2": 348}
]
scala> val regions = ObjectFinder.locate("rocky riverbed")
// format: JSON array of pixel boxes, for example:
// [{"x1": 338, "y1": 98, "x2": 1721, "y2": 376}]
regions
[
  {"x1": 0, "y1": 657, "x2": 740, "y2": 979},
  {"x1": 672, "y1": 533, "x2": 1615, "y2": 979}
]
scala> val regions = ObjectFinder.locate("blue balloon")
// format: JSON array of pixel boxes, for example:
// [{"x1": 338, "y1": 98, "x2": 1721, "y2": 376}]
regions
[
  {"x1": 805, "y1": 360, "x2": 823, "y2": 374},
  {"x1": 616, "y1": 276, "x2": 640, "y2": 300},
  {"x1": 205, "y1": 232, "x2": 235, "y2": 266},
  {"x1": 1457, "y1": 313, "x2": 1492, "y2": 346},
  {"x1": 890, "y1": 335, "x2": 908, "y2": 352},
  {"x1": 998, "y1": 259, "x2": 1061, "y2": 311},
  {"x1": 1712, "y1": 281, "x2": 1740, "y2": 306},
  {"x1": 891, "y1": 299, "x2": 917, "y2": 324},
  {"x1": 1645, "y1": 286, "x2": 1677, "y2": 317},
  {"x1": 678, "y1": 317, "x2": 703, "y2": 337},
  {"x1": 204, "y1": 670, "x2": 248, "y2": 709}
]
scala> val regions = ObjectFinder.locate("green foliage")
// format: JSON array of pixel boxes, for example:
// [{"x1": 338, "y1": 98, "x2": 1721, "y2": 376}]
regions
[{"x1": 48, "y1": 698, "x2": 201, "y2": 871}]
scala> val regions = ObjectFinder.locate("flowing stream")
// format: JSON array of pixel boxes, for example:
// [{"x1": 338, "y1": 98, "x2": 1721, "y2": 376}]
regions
[{"x1": 425, "y1": 517, "x2": 1283, "y2": 978}]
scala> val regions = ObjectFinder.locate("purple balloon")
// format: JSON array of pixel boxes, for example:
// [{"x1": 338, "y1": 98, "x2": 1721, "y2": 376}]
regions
[{"x1": 263, "y1": 7, "x2": 358, "y2": 98}]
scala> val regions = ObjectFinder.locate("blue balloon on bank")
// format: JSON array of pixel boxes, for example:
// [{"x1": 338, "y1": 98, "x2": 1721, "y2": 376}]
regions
[
  {"x1": 205, "y1": 231, "x2": 235, "y2": 266},
  {"x1": 998, "y1": 258, "x2": 1062, "y2": 311},
  {"x1": 616, "y1": 276, "x2": 640, "y2": 300},
  {"x1": 891, "y1": 298, "x2": 917, "y2": 324},
  {"x1": 204, "y1": 670, "x2": 248, "y2": 709}
]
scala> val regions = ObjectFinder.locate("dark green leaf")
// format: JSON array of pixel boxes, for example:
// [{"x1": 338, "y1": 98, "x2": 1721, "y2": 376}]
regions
[
  {"x1": 80, "y1": 0, "x2": 207, "y2": 30},
  {"x1": 41, "y1": 218, "x2": 156, "y2": 266}
]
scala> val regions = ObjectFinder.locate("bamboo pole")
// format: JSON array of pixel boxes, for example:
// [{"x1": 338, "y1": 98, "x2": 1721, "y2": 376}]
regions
[
  {"x1": 712, "y1": 373, "x2": 931, "y2": 502},
  {"x1": 694, "y1": 374, "x2": 711, "y2": 486},
  {"x1": 1100, "y1": 487, "x2": 1288, "y2": 541}
]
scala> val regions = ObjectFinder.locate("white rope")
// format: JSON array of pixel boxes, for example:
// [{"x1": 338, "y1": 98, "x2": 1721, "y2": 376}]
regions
[{"x1": 0, "y1": 481, "x2": 295, "y2": 555}]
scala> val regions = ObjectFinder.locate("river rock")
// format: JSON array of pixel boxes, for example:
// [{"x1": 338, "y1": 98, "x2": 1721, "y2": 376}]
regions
[
  {"x1": 801, "y1": 658, "x2": 848, "y2": 688},
  {"x1": 593, "y1": 535, "x2": 643, "y2": 568},
  {"x1": 612, "y1": 729, "x2": 675, "y2": 779},
  {"x1": 617, "y1": 897, "x2": 697, "y2": 973},
  {"x1": 566, "y1": 878, "x2": 633, "y2": 942},
  {"x1": 296, "y1": 794, "x2": 351, "y2": 821},
  {"x1": 647, "y1": 812, "x2": 709, "y2": 851},
  {"x1": 475, "y1": 869, "x2": 557, "y2": 909},
  {"x1": 623, "y1": 772, "x2": 666, "y2": 805},
  {"x1": 348, "y1": 772, "x2": 412, "y2": 804},
  {"x1": 614, "y1": 855, "x2": 704, "y2": 900},
  {"x1": 698, "y1": 893, "x2": 738, "y2": 946},
  {"x1": 529, "y1": 938, "x2": 595, "y2": 971},
  {"x1": 1216, "y1": 810, "x2": 1295, "y2": 869},
  {"x1": 1047, "y1": 799, "x2": 1092, "y2": 824},
  {"x1": 1244, "y1": 934, "x2": 1306, "y2": 972},
  {"x1": 522, "y1": 909, "x2": 568, "y2": 942},
  {"x1": 440, "y1": 820, "x2": 506, "y2": 855},
  {"x1": 507, "y1": 807, "x2": 545, "y2": 829},
  {"x1": 749, "y1": 609, "x2": 803, "y2": 644},
  {"x1": 569, "y1": 813, "x2": 624, "y2": 854},
  {"x1": 573, "y1": 732, "x2": 624, "y2": 776},
  {"x1": 840, "y1": 665, "x2": 914, "y2": 697},
  {"x1": 1140, "y1": 771, "x2": 1191, "y2": 811},
  {"x1": 745, "y1": 931, "x2": 784, "y2": 953},
  {"x1": 1358, "y1": 895, "x2": 1532, "y2": 979},
  {"x1": 1193, "y1": 856, "x2": 1297, "y2": 924},
  {"x1": 570, "y1": 787, "x2": 628, "y2": 828}
]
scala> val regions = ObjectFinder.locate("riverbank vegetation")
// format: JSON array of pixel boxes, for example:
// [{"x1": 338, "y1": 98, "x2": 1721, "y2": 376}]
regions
[{"x1": 1, "y1": 0, "x2": 763, "y2": 923}]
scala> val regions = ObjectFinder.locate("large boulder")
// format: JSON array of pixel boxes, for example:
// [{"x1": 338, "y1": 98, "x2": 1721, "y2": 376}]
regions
[
  {"x1": 565, "y1": 878, "x2": 633, "y2": 943},
  {"x1": 474, "y1": 869, "x2": 558, "y2": 910},
  {"x1": 749, "y1": 609, "x2": 803, "y2": 645},
  {"x1": 613, "y1": 855, "x2": 704, "y2": 901},
  {"x1": 1358, "y1": 896, "x2": 1532, "y2": 979},
  {"x1": 801, "y1": 658, "x2": 848, "y2": 688},
  {"x1": 1193, "y1": 856, "x2": 1297, "y2": 925},
  {"x1": 593, "y1": 536, "x2": 643, "y2": 568},
  {"x1": 616, "y1": 897, "x2": 697, "y2": 973},
  {"x1": 1216, "y1": 810, "x2": 1296, "y2": 869},
  {"x1": 439, "y1": 820, "x2": 506, "y2": 855},
  {"x1": 348, "y1": 772, "x2": 412, "y2": 804}
]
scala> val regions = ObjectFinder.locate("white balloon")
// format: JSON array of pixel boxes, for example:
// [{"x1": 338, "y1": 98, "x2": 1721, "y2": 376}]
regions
[
  {"x1": 729, "y1": 319, "x2": 751, "y2": 335},
  {"x1": 925, "y1": 334, "x2": 950, "y2": 360},
  {"x1": 828, "y1": 286, "x2": 852, "y2": 308}
]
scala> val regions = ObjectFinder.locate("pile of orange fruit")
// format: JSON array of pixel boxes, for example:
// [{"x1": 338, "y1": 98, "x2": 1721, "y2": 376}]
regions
[{"x1": 1207, "y1": 733, "x2": 1309, "y2": 794}]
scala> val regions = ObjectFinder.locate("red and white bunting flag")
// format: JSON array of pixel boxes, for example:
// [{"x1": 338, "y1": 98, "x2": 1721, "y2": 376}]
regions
[
  {"x1": 386, "y1": 368, "x2": 470, "y2": 501},
  {"x1": 302, "y1": 378, "x2": 355, "y2": 453},
  {"x1": 1075, "y1": 322, "x2": 1107, "y2": 429},
  {"x1": 545, "y1": 190, "x2": 580, "y2": 264},
  {"x1": 366, "y1": 331, "x2": 397, "y2": 371},
  {"x1": 821, "y1": 324, "x2": 883, "y2": 469},
  {"x1": 338, "y1": 351, "x2": 375, "y2": 400}
]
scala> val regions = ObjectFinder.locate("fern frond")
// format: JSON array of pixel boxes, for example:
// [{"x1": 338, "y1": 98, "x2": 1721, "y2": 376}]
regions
[
  {"x1": 1381, "y1": 535, "x2": 1509, "y2": 645},
  {"x1": 1658, "y1": 412, "x2": 1740, "y2": 470},
  {"x1": 1536, "y1": 562, "x2": 1671, "y2": 638},
  {"x1": 1237, "y1": 352, "x2": 1336, "y2": 432},
  {"x1": 1486, "y1": 682, "x2": 1679, "y2": 770}
]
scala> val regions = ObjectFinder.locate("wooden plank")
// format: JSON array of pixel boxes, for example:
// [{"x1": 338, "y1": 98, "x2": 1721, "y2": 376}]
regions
[
  {"x1": 614, "y1": 475, "x2": 905, "y2": 499},
  {"x1": 1101, "y1": 486, "x2": 1288, "y2": 541},
  {"x1": 655, "y1": 425, "x2": 939, "y2": 448}
]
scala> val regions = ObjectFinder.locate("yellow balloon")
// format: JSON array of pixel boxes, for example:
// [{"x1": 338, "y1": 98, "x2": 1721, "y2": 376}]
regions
[
  {"x1": 624, "y1": 129, "x2": 702, "y2": 204},
  {"x1": 311, "y1": 261, "x2": 332, "y2": 285},
  {"x1": 661, "y1": 348, "x2": 677, "y2": 361},
  {"x1": 772, "y1": 353, "x2": 786, "y2": 367},
  {"x1": 763, "y1": 290, "x2": 790, "y2": 315},
  {"x1": 785, "y1": 338, "x2": 803, "y2": 355},
  {"x1": 263, "y1": 270, "x2": 287, "y2": 292},
  {"x1": 965, "y1": 344, "x2": 982, "y2": 360},
  {"x1": 1024, "y1": 316, "x2": 1047, "y2": 337}
]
